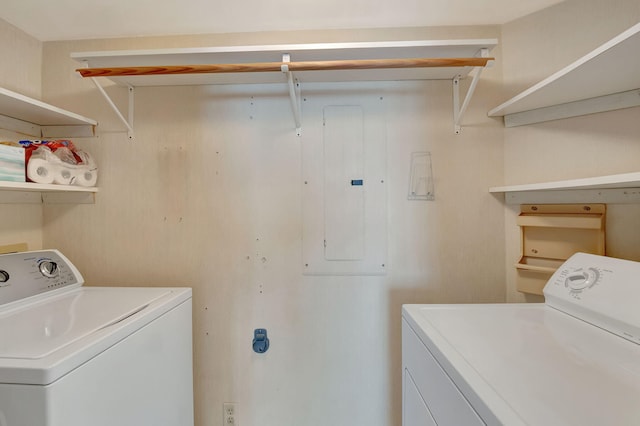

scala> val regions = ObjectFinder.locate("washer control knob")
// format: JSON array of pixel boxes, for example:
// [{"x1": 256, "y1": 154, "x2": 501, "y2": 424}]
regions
[
  {"x1": 0, "y1": 270, "x2": 9, "y2": 283},
  {"x1": 39, "y1": 261, "x2": 59, "y2": 278},
  {"x1": 565, "y1": 268, "x2": 599, "y2": 291}
]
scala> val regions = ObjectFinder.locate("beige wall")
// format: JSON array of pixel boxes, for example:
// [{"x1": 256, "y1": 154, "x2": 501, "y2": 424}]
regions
[
  {"x1": 501, "y1": 0, "x2": 640, "y2": 302},
  {"x1": 0, "y1": 18, "x2": 41, "y2": 97},
  {"x1": 0, "y1": 18, "x2": 43, "y2": 251},
  {"x1": 39, "y1": 26, "x2": 504, "y2": 426},
  {"x1": 5, "y1": 2, "x2": 640, "y2": 423}
]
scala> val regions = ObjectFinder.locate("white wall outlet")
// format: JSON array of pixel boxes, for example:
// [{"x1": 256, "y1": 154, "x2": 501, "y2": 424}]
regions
[{"x1": 223, "y1": 402, "x2": 237, "y2": 425}]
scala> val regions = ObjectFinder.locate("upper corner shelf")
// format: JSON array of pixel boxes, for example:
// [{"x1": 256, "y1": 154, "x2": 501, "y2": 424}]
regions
[
  {"x1": 488, "y1": 22, "x2": 640, "y2": 127},
  {"x1": 71, "y1": 38, "x2": 497, "y2": 86},
  {"x1": 0, "y1": 87, "x2": 97, "y2": 138}
]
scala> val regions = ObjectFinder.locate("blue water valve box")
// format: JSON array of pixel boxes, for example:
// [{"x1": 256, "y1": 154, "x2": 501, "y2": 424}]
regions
[{"x1": 0, "y1": 144, "x2": 25, "y2": 182}]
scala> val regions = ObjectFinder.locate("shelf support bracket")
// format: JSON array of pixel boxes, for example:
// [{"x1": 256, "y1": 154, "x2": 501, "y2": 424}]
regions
[
  {"x1": 87, "y1": 71, "x2": 135, "y2": 139},
  {"x1": 281, "y1": 53, "x2": 302, "y2": 136},
  {"x1": 453, "y1": 48, "x2": 491, "y2": 134}
]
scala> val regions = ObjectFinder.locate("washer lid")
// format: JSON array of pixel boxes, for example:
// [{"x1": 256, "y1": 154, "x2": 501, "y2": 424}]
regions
[
  {"x1": 403, "y1": 304, "x2": 640, "y2": 426},
  {"x1": 0, "y1": 286, "x2": 172, "y2": 360}
]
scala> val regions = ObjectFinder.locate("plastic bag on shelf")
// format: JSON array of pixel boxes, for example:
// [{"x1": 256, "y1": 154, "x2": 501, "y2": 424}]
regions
[{"x1": 26, "y1": 144, "x2": 98, "y2": 187}]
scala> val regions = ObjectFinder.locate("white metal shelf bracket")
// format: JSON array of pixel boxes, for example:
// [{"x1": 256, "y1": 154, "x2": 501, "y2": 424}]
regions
[
  {"x1": 86, "y1": 70, "x2": 135, "y2": 139},
  {"x1": 453, "y1": 48, "x2": 492, "y2": 134},
  {"x1": 281, "y1": 53, "x2": 302, "y2": 136}
]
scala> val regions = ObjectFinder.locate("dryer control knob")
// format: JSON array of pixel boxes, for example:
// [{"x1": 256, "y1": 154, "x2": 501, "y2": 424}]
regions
[
  {"x1": 39, "y1": 261, "x2": 59, "y2": 278},
  {"x1": 0, "y1": 270, "x2": 9, "y2": 282}
]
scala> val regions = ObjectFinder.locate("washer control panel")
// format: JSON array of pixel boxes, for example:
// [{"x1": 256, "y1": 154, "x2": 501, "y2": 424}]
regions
[
  {"x1": 560, "y1": 267, "x2": 603, "y2": 296},
  {"x1": 544, "y1": 253, "x2": 640, "y2": 345},
  {"x1": 0, "y1": 250, "x2": 84, "y2": 307}
]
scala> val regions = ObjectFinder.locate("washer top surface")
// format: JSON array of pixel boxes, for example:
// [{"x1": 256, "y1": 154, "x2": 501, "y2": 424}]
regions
[
  {"x1": 0, "y1": 286, "x2": 172, "y2": 359},
  {"x1": 0, "y1": 285, "x2": 191, "y2": 385},
  {"x1": 403, "y1": 303, "x2": 640, "y2": 426}
]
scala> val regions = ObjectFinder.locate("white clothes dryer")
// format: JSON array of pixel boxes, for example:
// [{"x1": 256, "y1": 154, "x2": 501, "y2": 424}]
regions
[
  {"x1": 402, "y1": 253, "x2": 640, "y2": 426},
  {"x1": 0, "y1": 250, "x2": 193, "y2": 426}
]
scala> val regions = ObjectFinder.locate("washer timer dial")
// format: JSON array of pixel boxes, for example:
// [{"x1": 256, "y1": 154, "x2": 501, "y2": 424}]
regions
[{"x1": 564, "y1": 267, "x2": 600, "y2": 294}]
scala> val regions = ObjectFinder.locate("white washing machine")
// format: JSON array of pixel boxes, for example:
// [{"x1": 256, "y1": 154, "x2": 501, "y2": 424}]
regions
[
  {"x1": 0, "y1": 250, "x2": 193, "y2": 426},
  {"x1": 402, "y1": 253, "x2": 640, "y2": 426}
]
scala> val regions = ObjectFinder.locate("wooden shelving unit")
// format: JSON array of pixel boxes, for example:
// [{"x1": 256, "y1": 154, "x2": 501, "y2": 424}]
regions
[
  {"x1": 488, "y1": 22, "x2": 640, "y2": 127},
  {"x1": 515, "y1": 204, "x2": 606, "y2": 295}
]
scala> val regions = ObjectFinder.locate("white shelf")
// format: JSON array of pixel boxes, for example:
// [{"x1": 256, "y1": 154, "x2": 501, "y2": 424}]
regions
[
  {"x1": 0, "y1": 181, "x2": 98, "y2": 204},
  {"x1": 72, "y1": 39, "x2": 497, "y2": 135},
  {"x1": 490, "y1": 172, "x2": 640, "y2": 204},
  {"x1": 488, "y1": 22, "x2": 640, "y2": 127},
  {"x1": 0, "y1": 87, "x2": 97, "y2": 138},
  {"x1": 72, "y1": 39, "x2": 497, "y2": 86}
]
